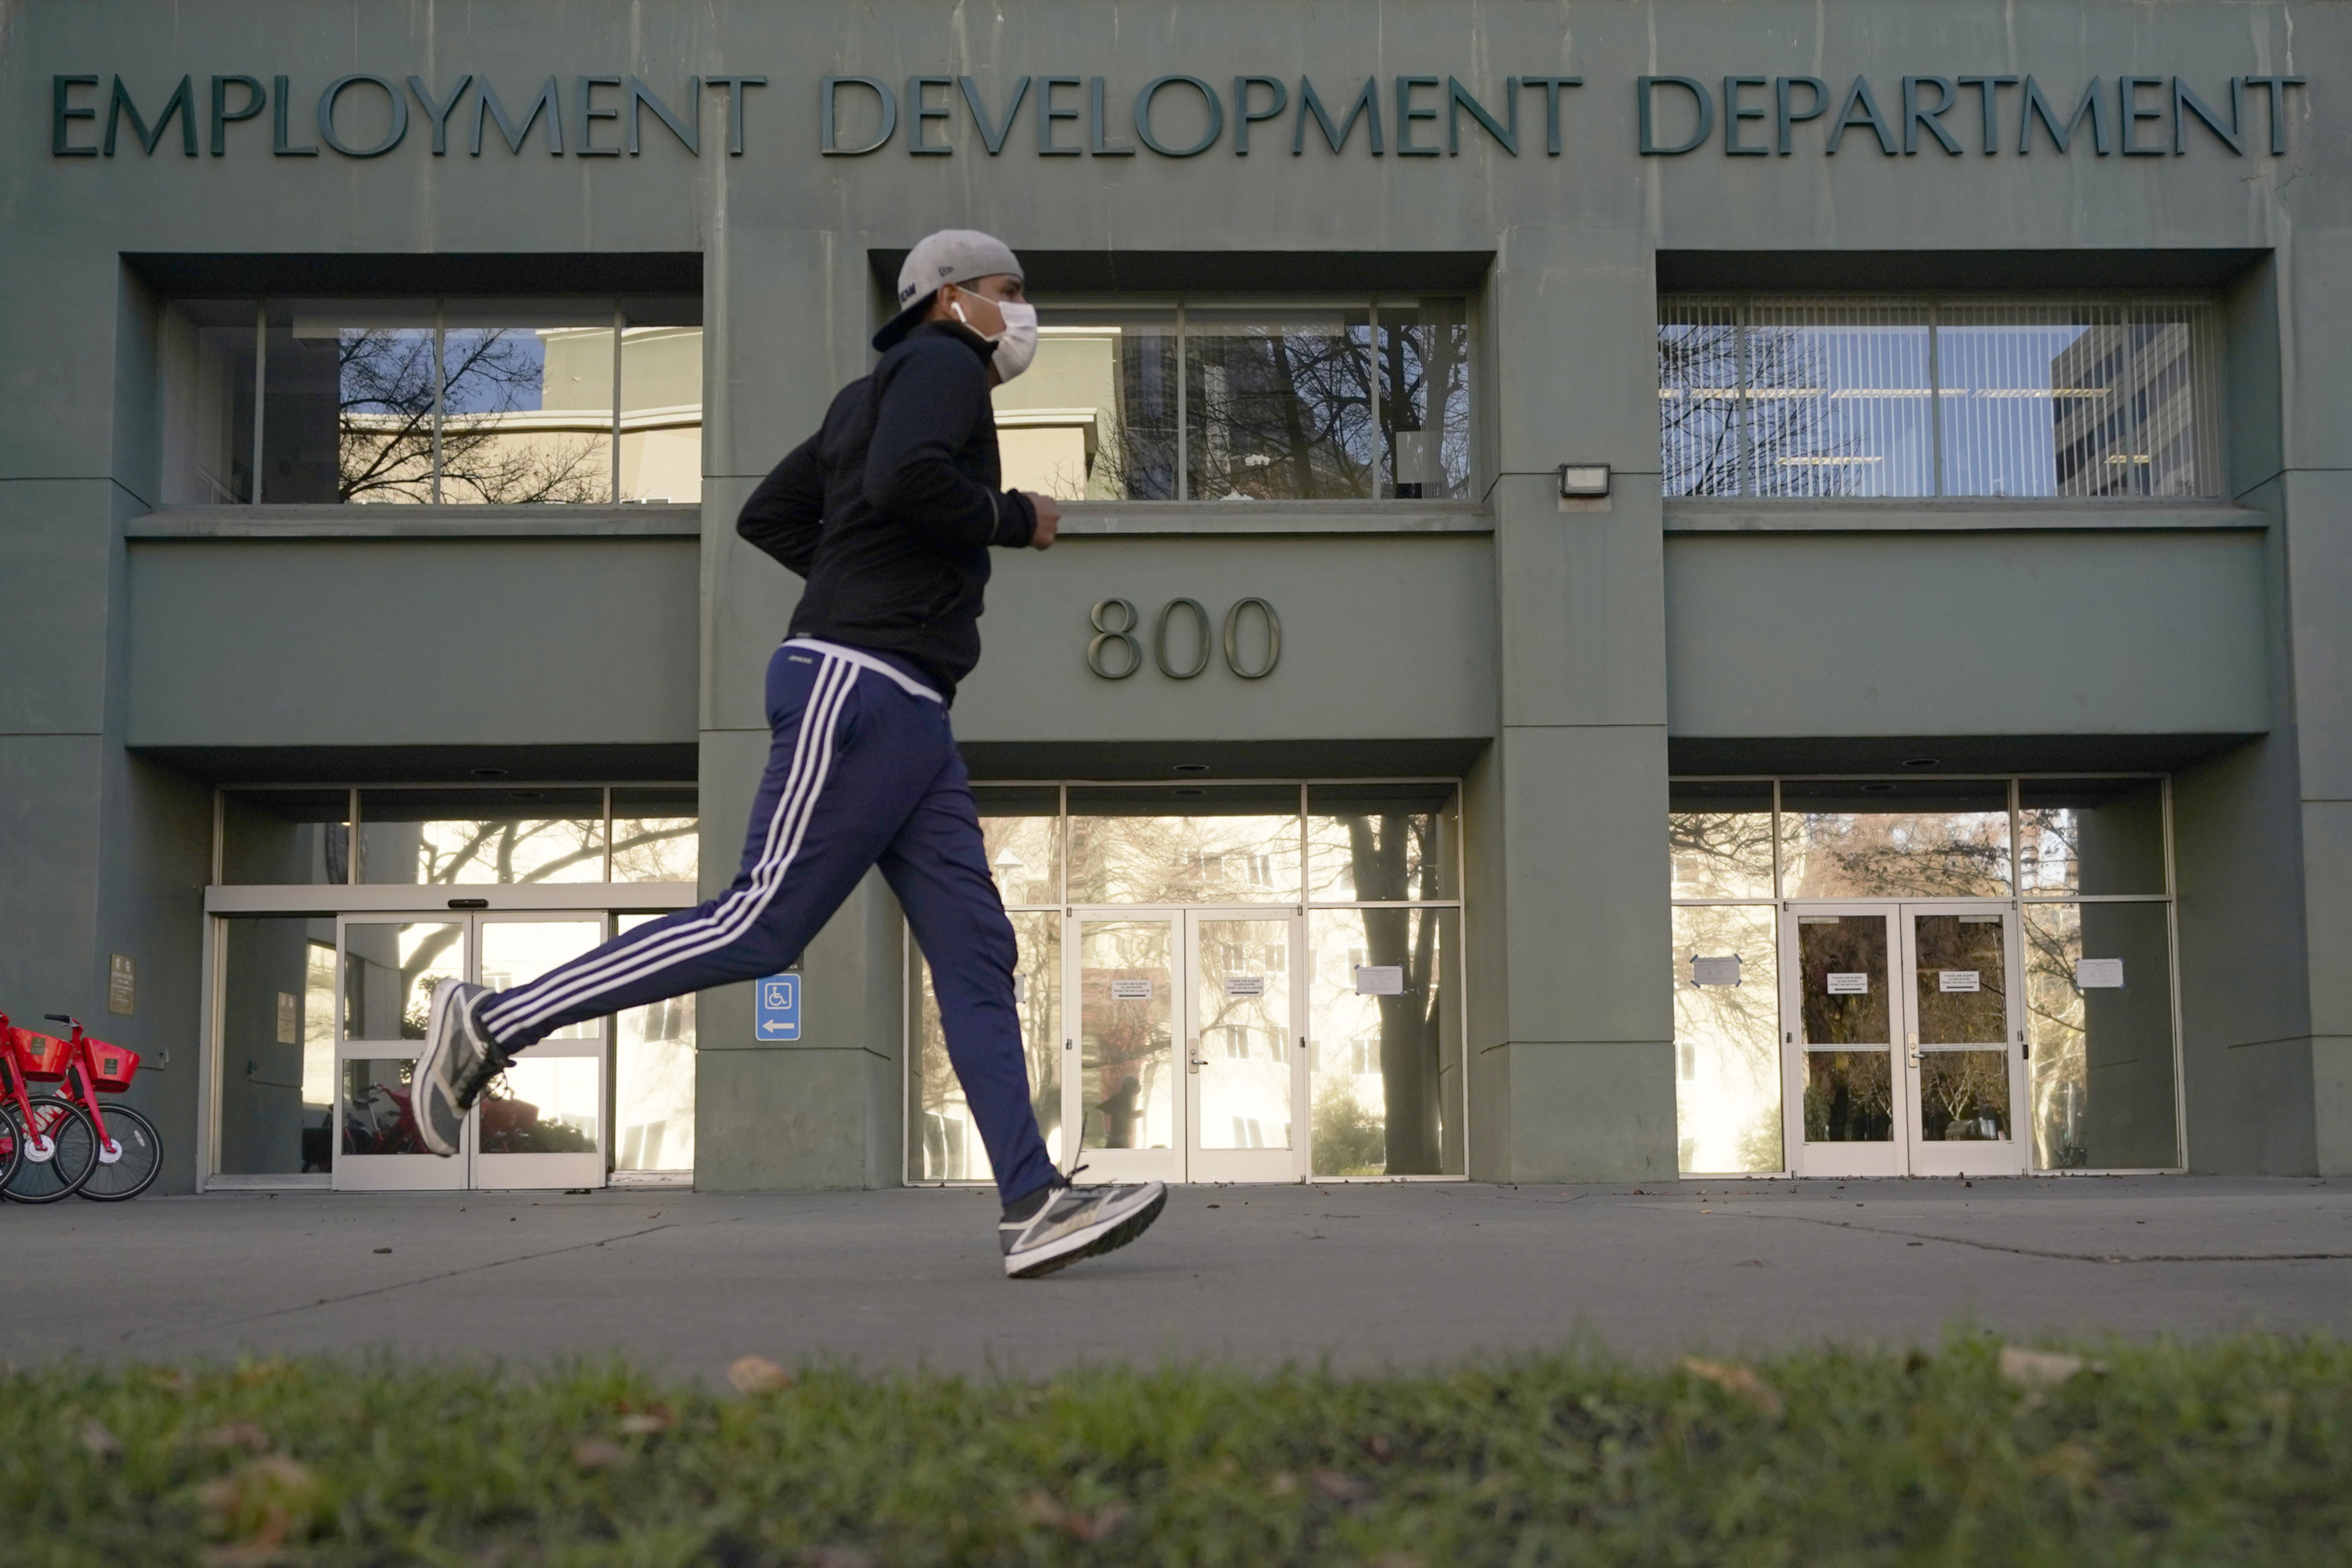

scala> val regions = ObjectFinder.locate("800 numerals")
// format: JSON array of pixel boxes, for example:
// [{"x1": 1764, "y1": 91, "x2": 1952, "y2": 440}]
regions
[{"x1": 1087, "y1": 598, "x2": 1281, "y2": 681}]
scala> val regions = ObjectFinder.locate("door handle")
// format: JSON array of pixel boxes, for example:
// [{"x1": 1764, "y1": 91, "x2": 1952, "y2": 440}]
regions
[{"x1": 1187, "y1": 1037, "x2": 1203, "y2": 1074}]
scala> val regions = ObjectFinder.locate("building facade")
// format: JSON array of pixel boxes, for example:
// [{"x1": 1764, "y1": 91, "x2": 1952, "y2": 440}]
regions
[{"x1": 2, "y1": 1, "x2": 2345, "y2": 1196}]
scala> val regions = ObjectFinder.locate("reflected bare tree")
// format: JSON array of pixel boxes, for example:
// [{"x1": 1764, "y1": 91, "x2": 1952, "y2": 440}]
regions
[
  {"x1": 337, "y1": 328, "x2": 609, "y2": 504},
  {"x1": 1190, "y1": 327, "x2": 1376, "y2": 500},
  {"x1": 1659, "y1": 319, "x2": 1852, "y2": 497}
]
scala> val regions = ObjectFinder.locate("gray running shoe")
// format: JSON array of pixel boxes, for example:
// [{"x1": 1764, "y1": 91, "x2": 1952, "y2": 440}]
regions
[
  {"x1": 412, "y1": 980, "x2": 507, "y2": 1157},
  {"x1": 1000, "y1": 1179, "x2": 1167, "y2": 1279}
]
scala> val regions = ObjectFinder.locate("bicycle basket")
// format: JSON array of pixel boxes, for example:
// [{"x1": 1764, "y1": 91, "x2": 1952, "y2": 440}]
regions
[
  {"x1": 89, "y1": 1040, "x2": 139, "y2": 1092},
  {"x1": 7, "y1": 1028, "x2": 71, "y2": 1082}
]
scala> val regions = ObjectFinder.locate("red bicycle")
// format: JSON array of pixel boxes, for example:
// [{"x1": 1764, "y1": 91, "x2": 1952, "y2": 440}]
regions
[
  {"x1": 1, "y1": 1012, "x2": 99, "y2": 1203},
  {"x1": 39, "y1": 1015, "x2": 163, "y2": 1201}
]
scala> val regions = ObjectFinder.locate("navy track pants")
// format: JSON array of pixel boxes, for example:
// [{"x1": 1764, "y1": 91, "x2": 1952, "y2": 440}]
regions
[{"x1": 475, "y1": 639, "x2": 1057, "y2": 1205}]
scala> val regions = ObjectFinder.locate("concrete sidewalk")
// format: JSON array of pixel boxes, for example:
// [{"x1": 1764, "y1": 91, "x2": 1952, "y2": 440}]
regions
[{"x1": 3, "y1": 1177, "x2": 2346, "y2": 1378}]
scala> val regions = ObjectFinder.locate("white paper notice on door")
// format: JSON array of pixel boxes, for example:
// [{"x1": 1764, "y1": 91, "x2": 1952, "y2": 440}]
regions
[
  {"x1": 1354, "y1": 965, "x2": 1405, "y2": 996},
  {"x1": 1938, "y1": 970, "x2": 1981, "y2": 993},
  {"x1": 2075, "y1": 957, "x2": 2126, "y2": 989},
  {"x1": 1109, "y1": 978, "x2": 1154, "y2": 1001},
  {"x1": 1826, "y1": 972, "x2": 1870, "y2": 995},
  {"x1": 1689, "y1": 954, "x2": 1742, "y2": 987},
  {"x1": 1223, "y1": 976, "x2": 1266, "y2": 998}
]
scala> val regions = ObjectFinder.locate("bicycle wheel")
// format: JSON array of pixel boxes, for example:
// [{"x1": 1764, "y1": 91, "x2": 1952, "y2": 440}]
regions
[
  {"x1": 1, "y1": 1095, "x2": 98, "y2": 1203},
  {"x1": 78, "y1": 1102, "x2": 163, "y2": 1201},
  {"x1": 0, "y1": 1106, "x2": 22, "y2": 1194}
]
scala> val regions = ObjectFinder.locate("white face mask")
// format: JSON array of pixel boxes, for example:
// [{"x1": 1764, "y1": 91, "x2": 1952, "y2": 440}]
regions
[{"x1": 951, "y1": 295, "x2": 1040, "y2": 383}]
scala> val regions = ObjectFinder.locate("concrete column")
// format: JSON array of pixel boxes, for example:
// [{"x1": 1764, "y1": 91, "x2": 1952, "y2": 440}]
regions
[
  {"x1": 1469, "y1": 226, "x2": 1677, "y2": 1182},
  {"x1": 691, "y1": 224, "x2": 911, "y2": 1191},
  {"x1": 0, "y1": 262, "x2": 209, "y2": 1192}
]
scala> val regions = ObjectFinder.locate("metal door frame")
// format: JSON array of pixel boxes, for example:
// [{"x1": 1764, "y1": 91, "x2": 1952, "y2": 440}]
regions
[
  {"x1": 1063, "y1": 906, "x2": 1309, "y2": 1183},
  {"x1": 1780, "y1": 899, "x2": 2028, "y2": 1179},
  {"x1": 331, "y1": 910, "x2": 613, "y2": 1192}
]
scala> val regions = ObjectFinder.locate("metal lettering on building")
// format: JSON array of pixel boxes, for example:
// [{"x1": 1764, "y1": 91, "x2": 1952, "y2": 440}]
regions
[{"x1": 48, "y1": 72, "x2": 2307, "y2": 161}]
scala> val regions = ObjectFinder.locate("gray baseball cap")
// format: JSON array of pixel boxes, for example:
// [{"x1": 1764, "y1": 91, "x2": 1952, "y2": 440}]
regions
[{"x1": 874, "y1": 228, "x2": 1025, "y2": 351}]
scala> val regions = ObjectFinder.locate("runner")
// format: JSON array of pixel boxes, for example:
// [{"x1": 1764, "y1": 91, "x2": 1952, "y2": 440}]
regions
[{"x1": 408, "y1": 230, "x2": 1166, "y2": 1280}]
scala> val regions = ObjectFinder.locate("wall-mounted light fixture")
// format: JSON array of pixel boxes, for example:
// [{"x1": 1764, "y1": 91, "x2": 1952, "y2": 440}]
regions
[{"x1": 1557, "y1": 462, "x2": 1611, "y2": 498}]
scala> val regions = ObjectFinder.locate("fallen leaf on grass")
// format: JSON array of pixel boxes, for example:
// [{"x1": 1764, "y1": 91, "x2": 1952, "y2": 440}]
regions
[
  {"x1": 1679, "y1": 1357, "x2": 1786, "y2": 1418},
  {"x1": 571, "y1": 1438, "x2": 629, "y2": 1471},
  {"x1": 1361, "y1": 1433, "x2": 1393, "y2": 1461},
  {"x1": 617, "y1": 1411, "x2": 672, "y2": 1436},
  {"x1": 2032, "y1": 1441, "x2": 2101, "y2": 1490},
  {"x1": 800, "y1": 1548, "x2": 877, "y2": 1568},
  {"x1": 728, "y1": 1355, "x2": 794, "y2": 1395},
  {"x1": 1998, "y1": 1347, "x2": 2085, "y2": 1388},
  {"x1": 1309, "y1": 1468, "x2": 1374, "y2": 1504},
  {"x1": 80, "y1": 1418, "x2": 122, "y2": 1461},
  {"x1": 201, "y1": 1422, "x2": 273, "y2": 1453},
  {"x1": 1267, "y1": 1471, "x2": 1298, "y2": 1496},
  {"x1": 1016, "y1": 1491, "x2": 1129, "y2": 1541},
  {"x1": 199, "y1": 1455, "x2": 326, "y2": 1562}
]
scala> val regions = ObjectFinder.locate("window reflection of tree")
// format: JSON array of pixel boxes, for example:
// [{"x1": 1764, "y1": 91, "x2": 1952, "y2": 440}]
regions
[
  {"x1": 1919, "y1": 1051, "x2": 2010, "y2": 1140},
  {"x1": 2024, "y1": 906, "x2": 2089, "y2": 1168},
  {"x1": 1672, "y1": 904, "x2": 1783, "y2": 1171},
  {"x1": 337, "y1": 328, "x2": 609, "y2": 504},
  {"x1": 1669, "y1": 811, "x2": 1775, "y2": 897},
  {"x1": 1071, "y1": 814, "x2": 1299, "y2": 904},
  {"x1": 1379, "y1": 317, "x2": 1472, "y2": 499},
  {"x1": 1783, "y1": 813, "x2": 2010, "y2": 900},
  {"x1": 389, "y1": 817, "x2": 691, "y2": 1026},
  {"x1": 1658, "y1": 318, "x2": 1853, "y2": 497},
  {"x1": 1085, "y1": 925, "x2": 1170, "y2": 1150},
  {"x1": 1345, "y1": 813, "x2": 1445, "y2": 1173},
  {"x1": 1188, "y1": 325, "x2": 1376, "y2": 501}
]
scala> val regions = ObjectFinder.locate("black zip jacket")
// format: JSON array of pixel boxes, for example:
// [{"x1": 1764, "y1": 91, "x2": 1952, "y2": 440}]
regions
[{"x1": 736, "y1": 320, "x2": 1038, "y2": 701}]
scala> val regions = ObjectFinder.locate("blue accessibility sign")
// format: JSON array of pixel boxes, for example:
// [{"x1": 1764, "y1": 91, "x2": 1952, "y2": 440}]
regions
[{"x1": 755, "y1": 974, "x2": 801, "y2": 1042}]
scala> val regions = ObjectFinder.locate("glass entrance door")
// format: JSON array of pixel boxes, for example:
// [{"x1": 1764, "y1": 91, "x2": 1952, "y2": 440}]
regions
[
  {"x1": 1067, "y1": 909, "x2": 1306, "y2": 1182},
  {"x1": 333, "y1": 912, "x2": 608, "y2": 1191},
  {"x1": 1781, "y1": 902, "x2": 2027, "y2": 1178}
]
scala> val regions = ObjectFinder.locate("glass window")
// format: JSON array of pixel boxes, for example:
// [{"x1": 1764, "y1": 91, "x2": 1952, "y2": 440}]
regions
[
  {"x1": 215, "y1": 915, "x2": 339, "y2": 1175},
  {"x1": 1668, "y1": 781, "x2": 1775, "y2": 900},
  {"x1": 1377, "y1": 299, "x2": 1472, "y2": 498},
  {"x1": 356, "y1": 788, "x2": 607, "y2": 885},
  {"x1": 994, "y1": 308, "x2": 1179, "y2": 500},
  {"x1": 268, "y1": 301, "x2": 439, "y2": 503},
  {"x1": 1066, "y1": 785, "x2": 1301, "y2": 904},
  {"x1": 996, "y1": 299, "x2": 1470, "y2": 501},
  {"x1": 2020, "y1": 778, "x2": 2166, "y2": 897},
  {"x1": 1307, "y1": 906, "x2": 1461, "y2": 1176},
  {"x1": 615, "y1": 912, "x2": 696, "y2": 1172},
  {"x1": 911, "y1": 908, "x2": 1062, "y2": 1181},
  {"x1": 1779, "y1": 779, "x2": 2012, "y2": 898},
  {"x1": 618, "y1": 319, "x2": 705, "y2": 503},
  {"x1": 221, "y1": 790, "x2": 350, "y2": 886},
  {"x1": 611, "y1": 787, "x2": 698, "y2": 883},
  {"x1": 437, "y1": 303, "x2": 617, "y2": 505},
  {"x1": 1745, "y1": 298, "x2": 1934, "y2": 497},
  {"x1": 973, "y1": 785, "x2": 1062, "y2": 907},
  {"x1": 1187, "y1": 308, "x2": 1376, "y2": 500},
  {"x1": 1306, "y1": 783, "x2": 1459, "y2": 902},
  {"x1": 1657, "y1": 298, "x2": 1744, "y2": 497},
  {"x1": 341, "y1": 919, "x2": 463, "y2": 1041},
  {"x1": 1659, "y1": 295, "x2": 2222, "y2": 499},
  {"x1": 168, "y1": 295, "x2": 699, "y2": 505},
  {"x1": 1672, "y1": 904, "x2": 1782, "y2": 1173},
  {"x1": 2025, "y1": 902, "x2": 2178, "y2": 1170},
  {"x1": 159, "y1": 300, "x2": 258, "y2": 503}
]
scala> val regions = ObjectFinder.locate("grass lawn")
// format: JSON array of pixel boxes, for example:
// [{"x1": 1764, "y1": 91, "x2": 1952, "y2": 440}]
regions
[{"x1": 7, "y1": 1332, "x2": 2350, "y2": 1565}]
